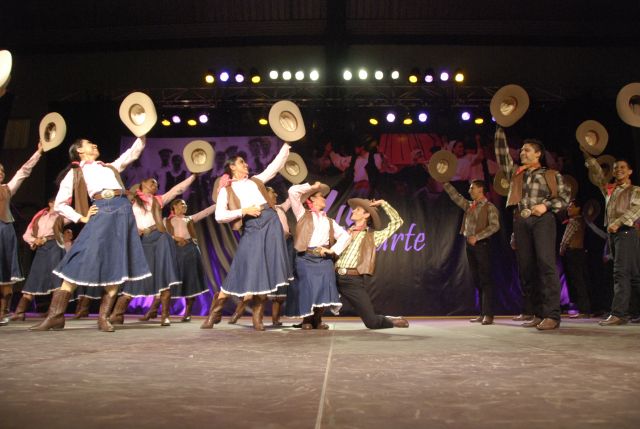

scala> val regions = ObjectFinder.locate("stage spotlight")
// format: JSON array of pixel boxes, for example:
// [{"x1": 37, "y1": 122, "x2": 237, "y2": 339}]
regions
[
  {"x1": 403, "y1": 116, "x2": 413, "y2": 125},
  {"x1": 408, "y1": 68, "x2": 420, "y2": 84},
  {"x1": 171, "y1": 115, "x2": 181, "y2": 124},
  {"x1": 282, "y1": 70, "x2": 292, "y2": 80},
  {"x1": 309, "y1": 69, "x2": 320, "y2": 81},
  {"x1": 424, "y1": 68, "x2": 435, "y2": 83},
  {"x1": 219, "y1": 71, "x2": 230, "y2": 82},
  {"x1": 198, "y1": 113, "x2": 209, "y2": 124},
  {"x1": 474, "y1": 117, "x2": 484, "y2": 125},
  {"x1": 386, "y1": 113, "x2": 396, "y2": 123},
  {"x1": 491, "y1": 116, "x2": 496, "y2": 122},
  {"x1": 161, "y1": 118, "x2": 171, "y2": 127},
  {"x1": 461, "y1": 111, "x2": 471, "y2": 121},
  {"x1": 204, "y1": 70, "x2": 215, "y2": 84},
  {"x1": 234, "y1": 69, "x2": 245, "y2": 83},
  {"x1": 390, "y1": 70, "x2": 400, "y2": 80},
  {"x1": 358, "y1": 69, "x2": 368, "y2": 80},
  {"x1": 258, "y1": 117, "x2": 268, "y2": 126},
  {"x1": 250, "y1": 68, "x2": 261, "y2": 84},
  {"x1": 187, "y1": 119, "x2": 197, "y2": 127},
  {"x1": 374, "y1": 70, "x2": 384, "y2": 80},
  {"x1": 369, "y1": 118, "x2": 379, "y2": 126},
  {"x1": 440, "y1": 71, "x2": 450, "y2": 82},
  {"x1": 343, "y1": 70, "x2": 353, "y2": 81},
  {"x1": 454, "y1": 69, "x2": 464, "y2": 83},
  {"x1": 418, "y1": 112, "x2": 428, "y2": 123},
  {"x1": 269, "y1": 70, "x2": 279, "y2": 80},
  {"x1": 295, "y1": 70, "x2": 305, "y2": 81}
]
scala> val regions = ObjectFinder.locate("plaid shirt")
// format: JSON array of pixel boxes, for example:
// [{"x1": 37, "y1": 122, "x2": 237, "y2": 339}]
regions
[
  {"x1": 494, "y1": 127, "x2": 570, "y2": 213},
  {"x1": 585, "y1": 156, "x2": 640, "y2": 227},
  {"x1": 335, "y1": 201, "x2": 403, "y2": 270},
  {"x1": 559, "y1": 217, "x2": 582, "y2": 253},
  {"x1": 443, "y1": 182, "x2": 500, "y2": 240}
]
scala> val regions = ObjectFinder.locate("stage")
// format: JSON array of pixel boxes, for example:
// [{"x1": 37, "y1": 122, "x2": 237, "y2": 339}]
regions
[{"x1": 1, "y1": 316, "x2": 639, "y2": 428}]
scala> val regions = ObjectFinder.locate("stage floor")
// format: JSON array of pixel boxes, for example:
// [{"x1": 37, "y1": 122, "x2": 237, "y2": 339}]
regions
[{"x1": 1, "y1": 315, "x2": 639, "y2": 429}]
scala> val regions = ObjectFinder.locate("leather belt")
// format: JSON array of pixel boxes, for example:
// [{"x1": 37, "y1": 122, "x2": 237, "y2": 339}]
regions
[
  {"x1": 306, "y1": 247, "x2": 323, "y2": 257},
  {"x1": 336, "y1": 267, "x2": 359, "y2": 276},
  {"x1": 141, "y1": 225, "x2": 157, "y2": 236},
  {"x1": 92, "y1": 189, "x2": 125, "y2": 200}
]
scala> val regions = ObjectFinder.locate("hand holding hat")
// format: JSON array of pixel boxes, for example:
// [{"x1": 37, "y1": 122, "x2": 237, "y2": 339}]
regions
[
  {"x1": 576, "y1": 120, "x2": 608, "y2": 156},
  {"x1": 616, "y1": 82, "x2": 640, "y2": 128},
  {"x1": 269, "y1": 100, "x2": 306, "y2": 143},
  {"x1": 490, "y1": 84, "x2": 530, "y2": 127},
  {"x1": 119, "y1": 92, "x2": 157, "y2": 137},
  {"x1": 39, "y1": 112, "x2": 67, "y2": 152},
  {"x1": 427, "y1": 150, "x2": 458, "y2": 183},
  {"x1": 0, "y1": 50, "x2": 12, "y2": 97},
  {"x1": 279, "y1": 152, "x2": 308, "y2": 184},
  {"x1": 183, "y1": 140, "x2": 214, "y2": 173}
]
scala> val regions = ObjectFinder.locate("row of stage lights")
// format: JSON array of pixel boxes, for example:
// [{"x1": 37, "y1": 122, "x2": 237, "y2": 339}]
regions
[{"x1": 203, "y1": 67, "x2": 465, "y2": 84}]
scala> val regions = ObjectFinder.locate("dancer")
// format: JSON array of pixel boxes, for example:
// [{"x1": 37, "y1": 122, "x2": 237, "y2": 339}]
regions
[
  {"x1": 285, "y1": 182, "x2": 350, "y2": 329},
  {"x1": 443, "y1": 180, "x2": 500, "y2": 325},
  {"x1": 30, "y1": 136, "x2": 150, "y2": 332},
  {"x1": 334, "y1": 198, "x2": 409, "y2": 329},
  {"x1": 110, "y1": 175, "x2": 195, "y2": 327},
  {"x1": 0, "y1": 141, "x2": 44, "y2": 326},
  {"x1": 494, "y1": 127, "x2": 570, "y2": 330},
  {"x1": 202, "y1": 142, "x2": 292, "y2": 331}
]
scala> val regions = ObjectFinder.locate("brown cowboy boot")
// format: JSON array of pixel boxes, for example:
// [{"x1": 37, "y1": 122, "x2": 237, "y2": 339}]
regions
[
  {"x1": 139, "y1": 296, "x2": 160, "y2": 321},
  {"x1": 181, "y1": 297, "x2": 195, "y2": 322},
  {"x1": 313, "y1": 307, "x2": 329, "y2": 330},
  {"x1": 160, "y1": 290, "x2": 171, "y2": 326},
  {"x1": 108, "y1": 295, "x2": 132, "y2": 325},
  {"x1": 200, "y1": 293, "x2": 228, "y2": 329},
  {"x1": 271, "y1": 297, "x2": 285, "y2": 327},
  {"x1": 252, "y1": 295, "x2": 267, "y2": 331},
  {"x1": 9, "y1": 294, "x2": 32, "y2": 321},
  {"x1": 228, "y1": 298, "x2": 248, "y2": 324},
  {"x1": 29, "y1": 290, "x2": 71, "y2": 331},
  {"x1": 72, "y1": 296, "x2": 91, "y2": 319},
  {"x1": 97, "y1": 294, "x2": 117, "y2": 332},
  {"x1": 0, "y1": 290, "x2": 12, "y2": 326}
]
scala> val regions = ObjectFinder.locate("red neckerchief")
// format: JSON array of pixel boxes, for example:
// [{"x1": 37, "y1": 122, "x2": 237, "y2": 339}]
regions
[
  {"x1": 515, "y1": 162, "x2": 541, "y2": 176},
  {"x1": 606, "y1": 182, "x2": 629, "y2": 196},
  {"x1": 219, "y1": 172, "x2": 248, "y2": 189},
  {"x1": 469, "y1": 198, "x2": 487, "y2": 212},
  {"x1": 28, "y1": 208, "x2": 50, "y2": 230},
  {"x1": 351, "y1": 224, "x2": 367, "y2": 233},
  {"x1": 135, "y1": 188, "x2": 162, "y2": 206},
  {"x1": 306, "y1": 199, "x2": 326, "y2": 217}
]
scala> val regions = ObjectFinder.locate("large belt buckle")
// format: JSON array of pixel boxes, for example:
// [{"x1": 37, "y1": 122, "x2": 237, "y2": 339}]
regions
[
  {"x1": 100, "y1": 189, "x2": 115, "y2": 200},
  {"x1": 310, "y1": 248, "x2": 322, "y2": 257},
  {"x1": 520, "y1": 208, "x2": 532, "y2": 218},
  {"x1": 337, "y1": 267, "x2": 347, "y2": 275}
]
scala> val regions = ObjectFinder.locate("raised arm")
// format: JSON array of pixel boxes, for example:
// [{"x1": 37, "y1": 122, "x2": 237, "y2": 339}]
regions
[
  {"x1": 442, "y1": 182, "x2": 470, "y2": 211},
  {"x1": 191, "y1": 204, "x2": 216, "y2": 223},
  {"x1": 161, "y1": 174, "x2": 195, "y2": 206},
  {"x1": 288, "y1": 183, "x2": 312, "y2": 220},
  {"x1": 7, "y1": 149, "x2": 42, "y2": 195},
  {"x1": 583, "y1": 153, "x2": 608, "y2": 197},
  {"x1": 110, "y1": 136, "x2": 146, "y2": 172},
  {"x1": 254, "y1": 143, "x2": 291, "y2": 183},
  {"x1": 494, "y1": 127, "x2": 515, "y2": 180},
  {"x1": 373, "y1": 201, "x2": 404, "y2": 246}
]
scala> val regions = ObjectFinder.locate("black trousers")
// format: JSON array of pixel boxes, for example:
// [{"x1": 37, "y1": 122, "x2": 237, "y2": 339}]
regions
[
  {"x1": 336, "y1": 274, "x2": 394, "y2": 329},
  {"x1": 466, "y1": 240, "x2": 494, "y2": 316},
  {"x1": 563, "y1": 248, "x2": 591, "y2": 313},
  {"x1": 513, "y1": 212, "x2": 562, "y2": 320},
  {"x1": 608, "y1": 228, "x2": 640, "y2": 318}
]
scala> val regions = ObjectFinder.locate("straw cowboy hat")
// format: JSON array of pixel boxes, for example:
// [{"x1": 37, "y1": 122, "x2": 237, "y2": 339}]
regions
[
  {"x1": 347, "y1": 198, "x2": 382, "y2": 231},
  {"x1": 119, "y1": 92, "x2": 157, "y2": 137},
  {"x1": 562, "y1": 174, "x2": 579, "y2": 201},
  {"x1": 490, "y1": 84, "x2": 530, "y2": 127},
  {"x1": 582, "y1": 199, "x2": 601, "y2": 223},
  {"x1": 279, "y1": 151, "x2": 308, "y2": 184},
  {"x1": 0, "y1": 50, "x2": 11, "y2": 96},
  {"x1": 616, "y1": 82, "x2": 640, "y2": 128},
  {"x1": 493, "y1": 170, "x2": 510, "y2": 197},
  {"x1": 269, "y1": 100, "x2": 306, "y2": 143},
  {"x1": 39, "y1": 112, "x2": 66, "y2": 152},
  {"x1": 576, "y1": 120, "x2": 608, "y2": 156},
  {"x1": 588, "y1": 154, "x2": 615, "y2": 186},
  {"x1": 427, "y1": 150, "x2": 458, "y2": 183},
  {"x1": 299, "y1": 183, "x2": 330, "y2": 204},
  {"x1": 183, "y1": 140, "x2": 214, "y2": 173}
]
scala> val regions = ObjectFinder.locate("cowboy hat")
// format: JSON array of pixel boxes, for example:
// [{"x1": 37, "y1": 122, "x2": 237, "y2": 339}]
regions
[
  {"x1": 582, "y1": 199, "x2": 601, "y2": 223},
  {"x1": 576, "y1": 120, "x2": 608, "y2": 156},
  {"x1": 299, "y1": 183, "x2": 330, "y2": 204},
  {"x1": 269, "y1": 100, "x2": 306, "y2": 142},
  {"x1": 562, "y1": 174, "x2": 579, "y2": 201},
  {"x1": 427, "y1": 150, "x2": 458, "y2": 183},
  {"x1": 183, "y1": 140, "x2": 214, "y2": 173},
  {"x1": 119, "y1": 92, "x2": 157, "y2": 137},
  {"x1": 279, "y1": 152, "x2": 308, "y2": 184},
  {"x1": 39, "y1": 112, "x2": 67, "y2": 152},
  {"x1": 347, "y1": 198, "x2": 382, "y2": 231},
  {"x1": 587, "y1": 154, "x2": 615, "y2": 187},
  {"x1": 490, "y1": 84, "x2": 530, "y2": 127},
  {"x1": 0, "y1": 50, "x2": 11, "y2": 94},
  {"x1": 493, "y1": 170, "x2": 510, "y2": 197},
  {"x1": 616, "y1": 82, "x2": 640, "y2": 128}
]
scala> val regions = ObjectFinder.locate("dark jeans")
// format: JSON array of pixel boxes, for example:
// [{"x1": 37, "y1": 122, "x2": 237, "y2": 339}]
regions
[
  {"x1": 513, "y1": 212, "x2": 562, "y2": 320},
  {"x1": 563, "y1": 248, "x2": 591, "y2": 313},
  {"x1": 608, "y1": 228, "x2": 640, "y2": 318},
  {"x1": 336, "y1": 274, "x2": 394, "y2": 329},
  {"x1": 466, "y1": 240, "x2": 494, "y2": 316}
]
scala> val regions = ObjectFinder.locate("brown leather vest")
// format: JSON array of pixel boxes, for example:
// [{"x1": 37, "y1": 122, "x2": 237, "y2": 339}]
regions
[
  {"x1": 0, "y1": 185, "x2": 13, "y2": 223},
  {"x1": 31, "y1": 210, "x2": 64, "y2": 244},
  {"x1": 460, "y1": 202, "x2": 489, "y2": 236},
  {"x1": 165, "y1": 215, "x2": 197, "y2": 239},
  {"x1": 607, "y1": 185, "x2": 635, "y2": 225},
  {"x1": 355, "y1": 231, "x2": 377, "y2": 276},
  {"x1": 568, "y1": 217, "x2": 585, "y2": 249},
  {"x1": 294, "y1": 210, "x2": 336, "y2": 252},
  {"x1": 72, "y1": 164, "x2": 126, "y2": 217},
  {"x1": 507, "y1": 168, "x2": 558, "y2": 207},
  {"x1": 225, "y1": 177, "x2": 273, "y2": 231}
]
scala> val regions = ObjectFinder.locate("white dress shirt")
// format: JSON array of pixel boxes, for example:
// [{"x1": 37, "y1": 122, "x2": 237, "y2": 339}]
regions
[
  {"x1": 132, "y1": 175, "x2": 195, "y2": 229},
  {"x1": 166, "y1": 204, "x2": 216, "y2": 240}
]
